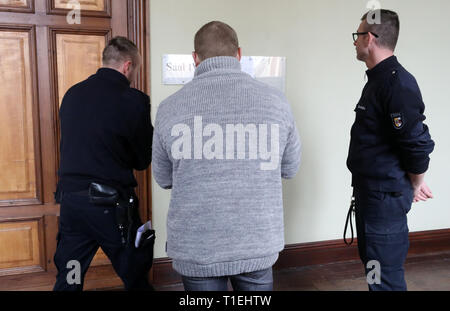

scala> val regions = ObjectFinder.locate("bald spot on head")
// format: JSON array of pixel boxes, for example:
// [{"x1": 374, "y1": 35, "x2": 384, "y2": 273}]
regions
[{"x1": 194, "y1": 21, "x2": 239, "y2": 61}]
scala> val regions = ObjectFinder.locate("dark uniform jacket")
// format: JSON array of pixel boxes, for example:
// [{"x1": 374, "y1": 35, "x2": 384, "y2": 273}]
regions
[
  {"x1": 347, "y1": 56, "x2": 434, "y2": 192},
  {"x1": 58, "y1": 68, "x2": 152, "y2": 192}
]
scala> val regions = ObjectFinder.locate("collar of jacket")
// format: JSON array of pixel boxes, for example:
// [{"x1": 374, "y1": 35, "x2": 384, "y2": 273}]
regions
[
  {"x1": 194, "y1": 56, "x2": 242, "y2": 77},
  {"x1": 366, "y1": 55, "x2": 399, "y2": 80},
  {"x1": 96, "y1": 67, "x2": 131, "y2": 87}
]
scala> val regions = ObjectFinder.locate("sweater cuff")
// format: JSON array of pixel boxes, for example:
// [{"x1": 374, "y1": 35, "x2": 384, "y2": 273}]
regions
[{"x1": 281, "y1": 163, "x2": 300, "y2": 179}]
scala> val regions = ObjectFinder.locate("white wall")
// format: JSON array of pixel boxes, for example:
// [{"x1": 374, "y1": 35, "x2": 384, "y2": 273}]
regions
[{"x1": 150, "y1": 0, "x2": 450, "y2": 259}]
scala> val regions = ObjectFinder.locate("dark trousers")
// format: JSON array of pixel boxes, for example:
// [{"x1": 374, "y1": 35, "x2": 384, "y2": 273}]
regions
[
  {"x1": 354, "y1": 186, "x2": 413, "y2": 291},
  {"x1": 53, "y1": 192, "x2": 152, "y2": 291},
  {"x1": 181, "y1": 267, "x2": 273, "y2": 291}
]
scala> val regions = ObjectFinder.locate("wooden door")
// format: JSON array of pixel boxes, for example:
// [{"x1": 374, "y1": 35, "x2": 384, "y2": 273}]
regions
[{"x1": 0, "y1": 0, "x2": 150, "y2": 290}]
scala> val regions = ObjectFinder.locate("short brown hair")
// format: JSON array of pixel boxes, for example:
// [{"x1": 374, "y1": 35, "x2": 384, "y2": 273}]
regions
[
  {"x1": 361, "y1": 9, "x2": 400, "y2": 51},
  {"x1": 194, "y1": 21, "x2": 239, "y2": 60},
  {"x1": 102, "y1": 36, "x2": 140, "y2": 68}
]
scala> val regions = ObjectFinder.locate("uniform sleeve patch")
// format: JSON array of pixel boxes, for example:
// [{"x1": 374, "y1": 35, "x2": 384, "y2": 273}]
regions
[{"x1": 391, "y1": 113, "x2": 404, "y2": 130}]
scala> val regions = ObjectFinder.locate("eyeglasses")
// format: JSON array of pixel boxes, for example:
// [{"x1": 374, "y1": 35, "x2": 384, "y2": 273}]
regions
[{"x1": 352, "y1": 32, "x2": 379, "y2": 42}]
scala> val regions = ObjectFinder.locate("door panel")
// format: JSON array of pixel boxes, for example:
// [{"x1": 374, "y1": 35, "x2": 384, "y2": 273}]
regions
[
  {"x1": 0, "y1": 218, "x2": 45, "y2": 276},
  {"x1": 52, "y1": 30, "x2": 110, "y2": 265},
  {"x1": 55, "y1": 33, "x2": 106, "y2": 105},
  {"x1": 0, "y1": 29, "x2": 38, "y2": 203},
  {"x1": 47, "y1": 0, "x2": 110, "y2": 17},
  {"x1": 54, "y1": 0, "x2": 104, "y2": 11},
  {"x1": 0, "y1": 220, "x2": 41, "y2": 269},
  {"x1": 0, "y1": 0, "x2": 33, "y2": 13},
  {"x1": 0, "y1": 0, "x2": 27, "y2": 7}
]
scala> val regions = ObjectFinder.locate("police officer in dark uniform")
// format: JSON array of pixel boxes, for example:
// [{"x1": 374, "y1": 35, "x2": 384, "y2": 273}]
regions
[
  {"x1": 347, "y1": 10, "x2": 435, "y2": 291},
  {"x1": 53, "y1": 37, "x2": 153, "y2": 291}
]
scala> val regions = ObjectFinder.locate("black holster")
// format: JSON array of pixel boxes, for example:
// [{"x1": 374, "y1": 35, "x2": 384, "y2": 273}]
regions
[
  {"x1": 88, "y1": 182, "x2": 119, "y2": 205},
  {"x1": 88, "y1": 182, "x2": 141, "y2": 246}
]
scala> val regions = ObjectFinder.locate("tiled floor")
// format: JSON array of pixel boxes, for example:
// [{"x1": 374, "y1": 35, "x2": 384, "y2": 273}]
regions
[{"x1": 155, "y1": 251, "x2": 450, "y2": 291}]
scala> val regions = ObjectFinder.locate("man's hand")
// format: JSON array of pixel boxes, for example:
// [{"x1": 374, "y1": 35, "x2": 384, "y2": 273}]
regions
[
  {"x1": 412, "y1": 181, "x2": 433, "y2": 203},
  {"x1": 408, "y1": 173, "x2": 433, "y2": 203}
]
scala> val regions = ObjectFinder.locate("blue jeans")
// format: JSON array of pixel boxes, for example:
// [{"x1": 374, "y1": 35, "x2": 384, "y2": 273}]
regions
[{"x1": 181, "y1": 267, "x2": 273, "y2": 291}]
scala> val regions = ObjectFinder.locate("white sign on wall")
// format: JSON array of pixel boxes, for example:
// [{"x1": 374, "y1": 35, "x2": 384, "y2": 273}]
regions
[{"x1": 162, "y1": 54, "x2": 286, "y2": 93}]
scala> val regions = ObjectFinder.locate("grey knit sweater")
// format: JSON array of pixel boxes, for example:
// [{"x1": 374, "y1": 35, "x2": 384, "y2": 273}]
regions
[{"x1": 152, "y1": 56, "x2": 301, "y2": 277}]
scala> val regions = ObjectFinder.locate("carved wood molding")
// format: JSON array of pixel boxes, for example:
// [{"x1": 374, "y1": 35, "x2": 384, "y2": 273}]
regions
[{"x1": 127, "y1": 0, "x2": 152, "y2": 223}]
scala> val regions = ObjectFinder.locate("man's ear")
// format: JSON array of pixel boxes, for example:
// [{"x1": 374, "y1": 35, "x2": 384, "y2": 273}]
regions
[
  {"x1": 192, "y1": 52, "x2": 201, "y2": 67},
  {"x1": 123, "y1": 60, "x2": 132, "y2": 74},
  {"x1": 367, "y1": 32, "x2": 377, "y2": 48},
  {"x1": 236, "y1": 47, "x2": 242, "y2": 61}
]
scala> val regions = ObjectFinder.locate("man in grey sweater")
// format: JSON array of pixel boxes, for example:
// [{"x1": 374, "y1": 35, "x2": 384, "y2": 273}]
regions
[{"x1": 152, "y1": 21, "x2": 301, "y2": 291}]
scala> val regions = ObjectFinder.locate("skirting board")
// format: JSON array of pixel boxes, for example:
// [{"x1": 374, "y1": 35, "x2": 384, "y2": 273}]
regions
[{"x1": 150, "y1": 228, "x2": 450, "y2": 286}]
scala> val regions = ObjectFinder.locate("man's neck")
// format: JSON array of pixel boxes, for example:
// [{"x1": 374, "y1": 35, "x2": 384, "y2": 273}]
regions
[
  {"x1": 102, "y1": 66, "x2": 131, "y2": 82},
  {"x1": 365, "y1": 50, "x2": 395, "y2": 70}
]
